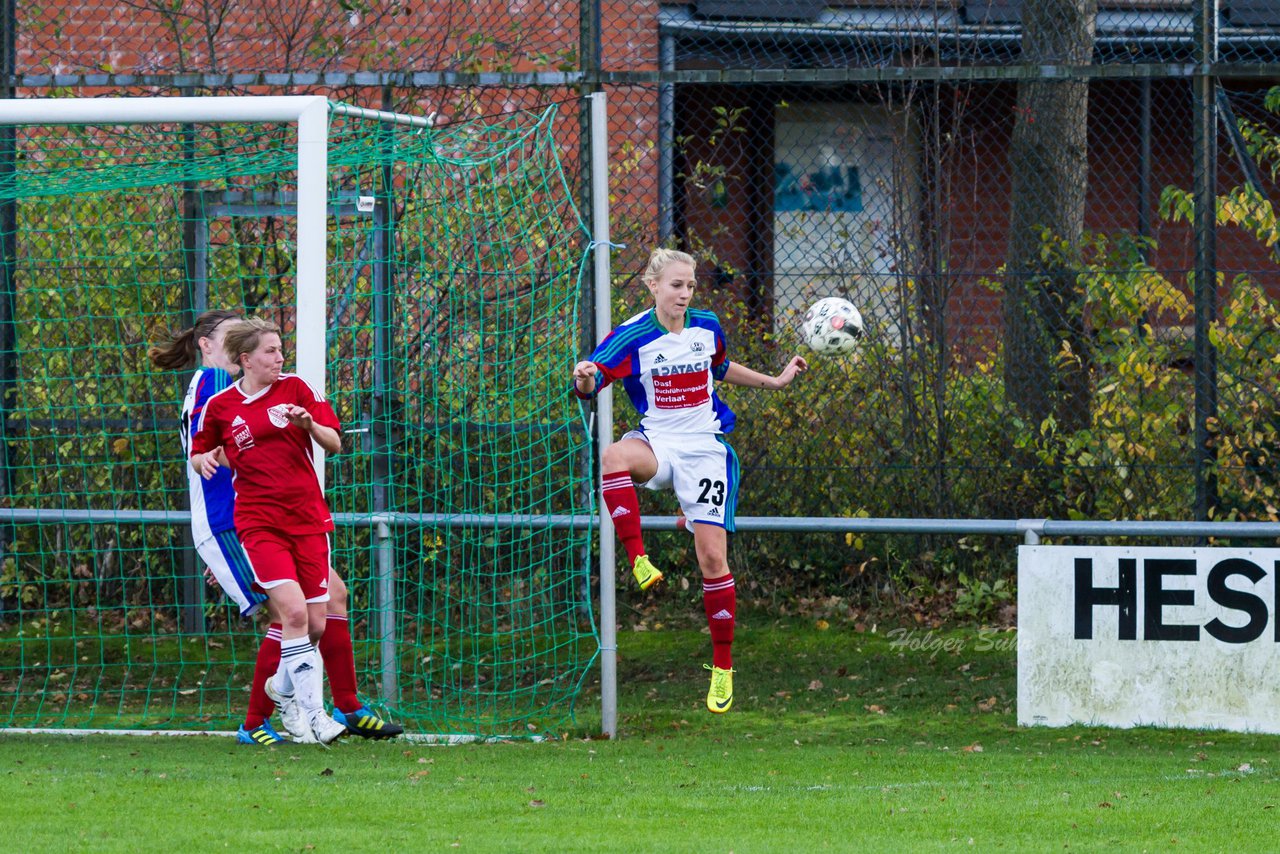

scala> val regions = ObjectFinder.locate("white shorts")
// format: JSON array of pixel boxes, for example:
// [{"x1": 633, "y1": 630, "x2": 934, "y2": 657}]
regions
[
  {"x1": 622, "y1": 430, "x2": 740, "y2": 530},
  {"x1": 196, "y1": 529, "x2": 269, "y2": 617}
]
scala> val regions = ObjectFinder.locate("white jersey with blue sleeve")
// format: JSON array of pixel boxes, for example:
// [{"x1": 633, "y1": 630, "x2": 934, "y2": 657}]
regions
[
  {"x1": 180, "y1": 367, "x2": 237, "y2": 545},
  {"x1": 180, "y1": 367, "x2": 265, "y2": 616},
  {"x1": 584, "y1": 308, "x2": 735, "y2": 436}
]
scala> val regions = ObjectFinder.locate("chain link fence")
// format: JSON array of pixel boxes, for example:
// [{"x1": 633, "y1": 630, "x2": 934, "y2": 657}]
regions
[{"x1": 5, "y1": 1, "x2": 1280, "y2": 608}]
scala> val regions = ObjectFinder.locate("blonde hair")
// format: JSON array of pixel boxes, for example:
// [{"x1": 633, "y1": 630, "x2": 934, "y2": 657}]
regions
[
  {"x1": 641, "y1": 248, "x2": 697, "y2": 287},
  {"x1": 222, "y1": 317, "x2": 281, "y2": 369}
]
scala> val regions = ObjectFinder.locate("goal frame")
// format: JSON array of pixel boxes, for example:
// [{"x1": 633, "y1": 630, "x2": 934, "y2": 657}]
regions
[
  {"x1": 0, "y1": 94, "x2": 604, "y2": 740},
  {"x1": 0, "y1": 94, "x2": 444, "y2": 728}
]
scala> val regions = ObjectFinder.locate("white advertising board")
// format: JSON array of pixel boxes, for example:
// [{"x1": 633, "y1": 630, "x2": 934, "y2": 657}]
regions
[{"x1": 1018, "y1": 546, "x2": 1280, "y2": 733}]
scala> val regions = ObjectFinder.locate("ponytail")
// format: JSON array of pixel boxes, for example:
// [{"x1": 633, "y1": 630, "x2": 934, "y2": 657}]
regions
[{"x1": 148, "y1": 309, "x2": 243, "y2": 371}]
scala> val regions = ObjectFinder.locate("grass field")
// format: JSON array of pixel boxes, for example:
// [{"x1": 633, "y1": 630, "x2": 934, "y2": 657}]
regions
[{"x1": 3, "y1": 619, "x2": 1277, "y2": 852}]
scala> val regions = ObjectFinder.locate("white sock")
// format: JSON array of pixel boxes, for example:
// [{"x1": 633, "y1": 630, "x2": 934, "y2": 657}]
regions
[
  {"x1": 277, "y1": 636, "x2": 314, "y2": 698},
  {"x1": 285, "y1": 644, "x2": 324, "y2": 714}
]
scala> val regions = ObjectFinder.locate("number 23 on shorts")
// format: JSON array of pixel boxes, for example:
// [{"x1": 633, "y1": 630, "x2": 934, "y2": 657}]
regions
[{"x1": 697, "y1": 478, "x2": 725, "y2": 506}]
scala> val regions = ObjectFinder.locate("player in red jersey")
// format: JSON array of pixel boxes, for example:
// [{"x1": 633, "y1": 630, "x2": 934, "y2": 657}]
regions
[{"x1": 189, "y1": 317, "x2": 401, "y2": 743}]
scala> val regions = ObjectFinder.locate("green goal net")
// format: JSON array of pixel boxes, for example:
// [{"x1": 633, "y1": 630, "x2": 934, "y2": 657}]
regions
[{"x1": 0, "y1": 97, "x2": 597, "y2": 738}]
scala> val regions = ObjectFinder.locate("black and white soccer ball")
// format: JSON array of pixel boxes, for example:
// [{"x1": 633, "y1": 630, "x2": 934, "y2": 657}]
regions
[{"x1": 801, "y1": 297, "x2": 864, "y2": 355}]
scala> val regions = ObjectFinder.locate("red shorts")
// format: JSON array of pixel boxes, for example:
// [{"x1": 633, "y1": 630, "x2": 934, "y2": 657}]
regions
[{"x1": 241, "y1": 529, "x2": 332, "y2": 603}]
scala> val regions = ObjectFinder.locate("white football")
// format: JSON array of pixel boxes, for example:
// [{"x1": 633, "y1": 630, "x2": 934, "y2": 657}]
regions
[{"x1": 801, "y1": 297, "x2": 863, "y2": 355}]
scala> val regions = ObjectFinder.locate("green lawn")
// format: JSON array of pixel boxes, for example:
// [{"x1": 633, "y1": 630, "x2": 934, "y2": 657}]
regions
[{"x1": 2, "y1": 621, "x2": 1277, "y2": 852}]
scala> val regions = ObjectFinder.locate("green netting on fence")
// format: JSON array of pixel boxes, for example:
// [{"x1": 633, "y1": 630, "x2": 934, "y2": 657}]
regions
[{"x1": 0, "y1": 100, "x2": 597, "y2": 737}]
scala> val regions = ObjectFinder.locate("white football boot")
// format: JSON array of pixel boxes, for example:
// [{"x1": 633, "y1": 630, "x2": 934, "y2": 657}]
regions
[{"x1": 266, "y1": 675, "x2": 316, "y2": 744}]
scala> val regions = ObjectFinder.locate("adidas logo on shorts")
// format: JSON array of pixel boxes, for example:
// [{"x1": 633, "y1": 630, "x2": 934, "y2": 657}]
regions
[{"x1": 707, "y1": 507, "x2": 721, "y2": 517}]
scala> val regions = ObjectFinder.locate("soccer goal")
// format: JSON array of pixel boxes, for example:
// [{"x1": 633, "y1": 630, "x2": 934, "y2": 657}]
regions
[{"x1": 0, "y1": 95, "x2": 597, "y2": 739}]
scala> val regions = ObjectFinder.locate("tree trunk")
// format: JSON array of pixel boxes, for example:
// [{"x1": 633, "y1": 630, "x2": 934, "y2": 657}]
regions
[{"x1": 1003, "y1": 0, "x2": 1097, "y2": 431}]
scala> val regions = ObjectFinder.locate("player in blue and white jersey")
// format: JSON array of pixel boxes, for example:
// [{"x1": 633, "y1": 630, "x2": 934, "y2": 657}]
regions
[
  {"x1": 572, "y1": 248, "x2": 807, "y2": 713},
  {"x1": 177, "y1": 314, "x2": 266, "y2": 617}
]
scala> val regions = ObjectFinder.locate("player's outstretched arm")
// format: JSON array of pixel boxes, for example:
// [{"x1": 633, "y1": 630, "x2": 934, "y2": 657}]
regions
[{"x1": 722, "y1": 356, "x2": 808, "y2": 391}]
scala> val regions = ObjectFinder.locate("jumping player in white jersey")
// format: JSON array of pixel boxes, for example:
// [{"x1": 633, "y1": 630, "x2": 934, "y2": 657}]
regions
[
  {"x1": 572, "y1": 248, "x2": 807, "y2": 713},
  {"x1": 153, "y1": 312, "x2": 401, "y2": 744}
]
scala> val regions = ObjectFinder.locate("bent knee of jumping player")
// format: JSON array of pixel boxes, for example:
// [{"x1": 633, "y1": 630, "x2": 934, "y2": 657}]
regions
[{"x1": 601, "y1": 438, "x2": 658, "y2": 482}]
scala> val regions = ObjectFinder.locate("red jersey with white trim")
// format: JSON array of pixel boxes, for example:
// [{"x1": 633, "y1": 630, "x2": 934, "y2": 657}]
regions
[{"x1": 190, "y1": 373, "x2": 339, "y2": 536}]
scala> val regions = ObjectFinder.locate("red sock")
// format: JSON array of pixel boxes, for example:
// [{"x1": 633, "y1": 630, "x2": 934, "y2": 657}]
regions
[
  {"x1": 244, "y1": 623, "x2": 281, "y2": 729},
  {"x1": 318, "y1": 613, "x2": 362, "y2": 714},
  {"x1": 602, "y1": 470, "x2": 645, "y2": 563},
  {"x1": 703, "y1": 573, "x2": 736, "y2": 670}
]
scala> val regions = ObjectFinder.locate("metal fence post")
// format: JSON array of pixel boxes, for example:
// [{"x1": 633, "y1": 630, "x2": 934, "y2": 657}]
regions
[
  {"x1": 0, "y1": 0, "x2": 17, "y2": 622},
  {"x1": 588, "y1": 91, "x2": 618, "y2": 739},
  {"x1": 1192, "y1": 0, "x2": 1220, "y2": 523},
  {"x1": 375, "y1": 517, "x2": 398, "y2": 702}
]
